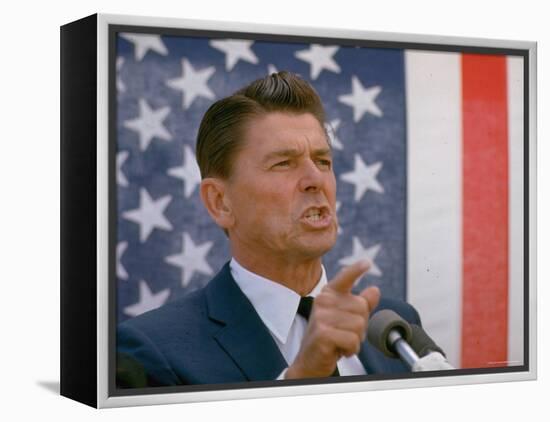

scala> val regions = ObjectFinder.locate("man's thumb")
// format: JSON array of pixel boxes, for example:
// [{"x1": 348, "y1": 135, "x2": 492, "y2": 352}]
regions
[{"x1": 360, "y1": 286, "x2": 381, "y2": 313}]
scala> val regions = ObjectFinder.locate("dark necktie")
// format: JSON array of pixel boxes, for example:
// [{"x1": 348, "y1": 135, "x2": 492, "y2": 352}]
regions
[{"x1": 297, "y1": 296, "x2": 340, "y2": 377}]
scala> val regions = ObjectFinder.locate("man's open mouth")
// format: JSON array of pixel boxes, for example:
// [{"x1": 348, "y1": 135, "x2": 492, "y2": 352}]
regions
[
  {"x1": 301, "y1": 206, "x2": 332, "y2": 226},
  {"x1": 304, "y1": 208, "x2": 323, "y2": 221}
]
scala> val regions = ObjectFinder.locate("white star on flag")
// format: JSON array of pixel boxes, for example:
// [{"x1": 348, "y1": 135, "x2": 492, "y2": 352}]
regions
[
  {"x1": 116, "y1": 57, "x2": 126, "y2": 93},
  {"x1": 340, "y1": 154, "x2": 384, "y2": 202},
  {"x1": 120, "y1": 33, "x2": 168, "y2": 62},
  {"x1": 294, "y1": 44, "x2": 341, "y2": 80},
  {"x1": 166, "y1": 58, "x2": 216, "y2": 109},
  {"x1": 117, "y1": 151, "x2": 129, "y2": 187},
  {"x1": 338, "y1": 75, "x2": 383, "y2": 122},
  {"x1": 123, "y1": 280, "x2": 171, "y2": 317},
  {"x1": 165, "y1": 232, "x2": 214, "y2": 288},
  {"x1": 122, "y1": 188, "x2": 173, "y2": 242},
  {"x1": 167, "y1": 144, "x2": 202, "y2": 198},
  {"x1": 209, "y1": 39, "x2": 259, "y2": 71},
  {"x1": 326, "y1": 118, "x2": 343, "y2": 150},
  {"x1": 339, "y1": 237, "x2": 382, "y2": 279},
  {"x1": 123, "y1": 98, "x2": 172, "y2": 151},
  {"x1": 117, "y1": 241, "x2": 129, "y2": 280}
]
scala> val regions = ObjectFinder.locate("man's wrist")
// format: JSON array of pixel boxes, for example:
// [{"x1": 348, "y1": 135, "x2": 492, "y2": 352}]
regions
[{"x1": 285, "y1": 362, "x2": 306, "y2": 379}]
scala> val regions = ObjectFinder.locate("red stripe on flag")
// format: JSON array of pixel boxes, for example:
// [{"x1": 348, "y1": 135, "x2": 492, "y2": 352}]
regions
[{"x1": 461, "y1": 54, "x2": 509, "y2": 369}]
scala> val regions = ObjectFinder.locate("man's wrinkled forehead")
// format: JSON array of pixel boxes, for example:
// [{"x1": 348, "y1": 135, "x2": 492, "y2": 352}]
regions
[{"x1": 241, "y1": 111, "x2": 329, "y2": 146}]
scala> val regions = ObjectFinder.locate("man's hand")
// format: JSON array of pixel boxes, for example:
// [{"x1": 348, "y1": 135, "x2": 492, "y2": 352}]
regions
[{"x1": 285, "y1": 260, "x2": 380, "y2": 379}]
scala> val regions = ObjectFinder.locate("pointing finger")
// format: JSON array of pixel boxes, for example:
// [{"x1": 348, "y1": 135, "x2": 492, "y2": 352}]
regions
[{"x1": 328, "y1": 260, "x2": 371, "y2": 294}]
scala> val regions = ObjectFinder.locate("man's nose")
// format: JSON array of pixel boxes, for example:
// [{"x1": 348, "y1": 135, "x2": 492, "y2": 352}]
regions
[{"x1": 298, "y1": 160, "x2": 324, "y2": 192}]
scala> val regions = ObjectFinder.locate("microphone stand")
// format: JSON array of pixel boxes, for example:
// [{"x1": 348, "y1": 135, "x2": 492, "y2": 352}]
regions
[
  {"x1": 368, "y1": 309, "x2": 455, "y2": 372},
  {"x1": 387, "y1": 329, "x2": 419, "y2": 369}
]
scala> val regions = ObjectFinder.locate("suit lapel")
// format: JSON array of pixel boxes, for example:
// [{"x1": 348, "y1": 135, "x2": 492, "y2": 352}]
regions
[{"x1": 205, "y1": 263, "x2": 288, "y2": 381}]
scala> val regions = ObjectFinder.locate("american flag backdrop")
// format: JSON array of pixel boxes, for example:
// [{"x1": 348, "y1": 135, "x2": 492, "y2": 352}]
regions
[{"x1": 115, "y1": 31, "x2": 525, "y2": 371}]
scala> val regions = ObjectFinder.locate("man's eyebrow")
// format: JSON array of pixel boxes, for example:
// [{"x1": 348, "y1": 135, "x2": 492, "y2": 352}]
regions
[
  {"x1": 262, "y1": 148, "x2": 302, "y2": 162},
  {"x1": 311, "y1": 148, "x2": 332, "y2": 157},
  {"x1": 262, "y1": 147, "x2": 332, "y2": 162}
]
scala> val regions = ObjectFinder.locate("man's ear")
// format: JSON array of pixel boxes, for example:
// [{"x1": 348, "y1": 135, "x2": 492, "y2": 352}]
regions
[{"x1": 199, "y1": 178, "x2": 235, "y2": 230}]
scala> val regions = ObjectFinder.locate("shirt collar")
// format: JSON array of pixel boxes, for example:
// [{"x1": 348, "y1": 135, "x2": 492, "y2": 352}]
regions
[{"x1": 229, "y1": 258, "x2": 327, "y2": 344}]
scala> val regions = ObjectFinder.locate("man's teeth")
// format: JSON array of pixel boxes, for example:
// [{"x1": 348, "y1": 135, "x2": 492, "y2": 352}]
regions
[{"x1": 305, "y1": 210, "x2": 322, "y2": 221}]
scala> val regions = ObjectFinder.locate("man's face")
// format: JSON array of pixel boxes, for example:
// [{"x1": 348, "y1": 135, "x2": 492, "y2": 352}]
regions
[{"x1": 223, "y1": 112, "x2": 338, "y2": 262}]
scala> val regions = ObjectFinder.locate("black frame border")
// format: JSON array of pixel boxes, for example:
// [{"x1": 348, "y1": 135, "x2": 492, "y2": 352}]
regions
[{"x1": 60, "y1": 13, "x2": 99, "y2": 408}]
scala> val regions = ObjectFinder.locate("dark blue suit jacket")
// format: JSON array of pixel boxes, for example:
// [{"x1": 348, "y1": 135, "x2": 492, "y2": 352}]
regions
[{"x1": 117, "y1": 262, "x2": 421, "y2": 387}]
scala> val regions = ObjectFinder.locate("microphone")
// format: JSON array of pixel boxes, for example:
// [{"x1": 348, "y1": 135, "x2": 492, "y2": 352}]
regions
[
  {"x1": 367, "y1": 309, "x2": 418, "y2": 369},
  {"x1": 367, "y1": 310, "x2": 454, "y2": 371},
  {"x1": 410, "y1": 324, "x2": 446, "y2": 357},
  {"x1": 409, "y1": 324, "x2": 454, "y2": 371}
]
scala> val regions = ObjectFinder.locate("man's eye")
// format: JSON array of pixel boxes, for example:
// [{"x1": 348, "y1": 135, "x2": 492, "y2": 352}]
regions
[
  {"x1": 317, "y1": 159, "x2": 332, "y2": 169},
  {"x1": 273, "y1": 160, "x2": 290, "y2": 168}
]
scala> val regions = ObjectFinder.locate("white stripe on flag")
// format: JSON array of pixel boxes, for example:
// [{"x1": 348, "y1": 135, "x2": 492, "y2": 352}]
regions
[
  {"x1": 405, "y1": 50, "x2": 462, "y2": 368},
  {"x1": 507, "y1": 55, "x2": 524, "y2": 367}
]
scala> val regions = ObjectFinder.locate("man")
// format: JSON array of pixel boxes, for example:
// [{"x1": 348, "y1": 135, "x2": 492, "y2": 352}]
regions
[{"x1": 117, "y1": 72, "x2": 420, "y2": 387}]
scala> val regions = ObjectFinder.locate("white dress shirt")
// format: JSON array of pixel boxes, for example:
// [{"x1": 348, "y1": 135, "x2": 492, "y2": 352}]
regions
[{"x1": 229, "y1": 258, "x2": 367, "y2": 378}]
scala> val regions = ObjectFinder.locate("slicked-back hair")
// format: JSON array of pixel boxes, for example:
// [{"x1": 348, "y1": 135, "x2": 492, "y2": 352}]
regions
[{"x1": 196, "y1": 71, "x2": 328, "y2": 179}]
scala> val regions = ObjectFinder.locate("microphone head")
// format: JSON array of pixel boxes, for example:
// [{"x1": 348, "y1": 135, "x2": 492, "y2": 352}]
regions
[
  {"x1": 367, "y1": 309, "x2": 413, "y2": 358},
  {"x1": 410, "y1": 324, "x2": 447, "y2": 358}
]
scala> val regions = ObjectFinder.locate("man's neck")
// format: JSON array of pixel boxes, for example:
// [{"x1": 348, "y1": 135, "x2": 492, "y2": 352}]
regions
[{"x1": 230, "y1": 252, "x2": 323, "y2": 297}]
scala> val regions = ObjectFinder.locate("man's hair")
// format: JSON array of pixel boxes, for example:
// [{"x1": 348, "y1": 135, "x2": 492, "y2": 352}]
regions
[{"x1": 196, "y1": 71, "x2": 327, "y2": 179}]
